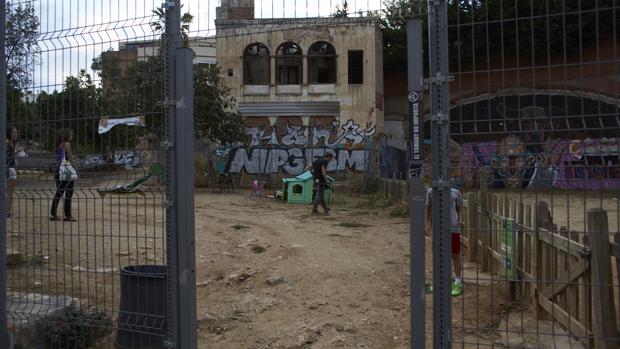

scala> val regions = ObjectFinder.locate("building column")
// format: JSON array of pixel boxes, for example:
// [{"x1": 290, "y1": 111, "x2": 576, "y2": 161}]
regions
[
  {"x1": 270, "y1": 56, "x2": 276, "y2": 86},
  {"x1": 302, "y1": 55, "x2": 308, "y2": 85}
]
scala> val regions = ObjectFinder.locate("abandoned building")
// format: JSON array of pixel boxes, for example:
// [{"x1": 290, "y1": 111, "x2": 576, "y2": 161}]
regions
[{"x1": 215, "y1": 0, "x2": 384, "y2": 176}]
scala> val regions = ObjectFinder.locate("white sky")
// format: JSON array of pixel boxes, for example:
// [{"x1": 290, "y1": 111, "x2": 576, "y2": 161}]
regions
[{"x1": 28, "y1": 0, "x2": 384, "y2": 92}]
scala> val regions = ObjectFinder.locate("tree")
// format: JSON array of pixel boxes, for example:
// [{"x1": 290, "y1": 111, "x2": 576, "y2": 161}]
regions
[
  {"x1": 194, "y1": 65, "x2": 245, "y2": 144},
  {"x1": 35, "y1": 71, "x2": 104, "y2": 152},
  {"x1": 379, "y1": 0, "x2": 617, "y2": 72},
  {"x1": 377, "y1": 0, "x2": 427, "y2": 71},
  {"x1": 92, "y1": 7, "x2": 245, "y2": 145},
  {"x1": 6, "y1": 1, "x2": 40, "y2": 89},
  {"x1": 333, "y1": 1, "x2": 349, "y2": 18}
]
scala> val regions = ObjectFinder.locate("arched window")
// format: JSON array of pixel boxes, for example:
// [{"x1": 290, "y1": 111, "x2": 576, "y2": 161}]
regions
[
  {"x1": 243, "y1": 43, "x2": 270, "y2": 85},
  {"x1": 308, "y1": 41, "x2": 336, "y2": 84},
  {"x1": 276, "y1": 42, "x2": 303, "y2": 85}
]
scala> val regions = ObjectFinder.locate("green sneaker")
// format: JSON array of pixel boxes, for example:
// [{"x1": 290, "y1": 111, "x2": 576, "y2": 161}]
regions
[
  {"x1": 451, "y1": 282, "x2": 463, "y2": 297},
  {"x1": 425, "y1": 283, "x2": 433, "y2": 294}
]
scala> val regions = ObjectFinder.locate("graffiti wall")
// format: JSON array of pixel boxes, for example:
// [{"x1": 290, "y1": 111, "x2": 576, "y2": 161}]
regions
[
  {"x1": 219, "y1": 117, "x2": 376, "y2": 176},
  {"x1": 461, "y1": 137, "x2": 620, "y2": 190}
]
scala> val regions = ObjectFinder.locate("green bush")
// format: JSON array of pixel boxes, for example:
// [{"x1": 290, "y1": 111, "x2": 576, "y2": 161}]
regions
[{"x1": 44, "y1": 306, "x2": 112, "y2": 349}]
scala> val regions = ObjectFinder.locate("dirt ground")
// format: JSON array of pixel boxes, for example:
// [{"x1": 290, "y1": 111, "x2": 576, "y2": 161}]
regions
[
  {"x1": 7, "y1": 181, "x2": 612, "y2": 348},
  {"x1": 193, "y1": 191, "x2": 514, "y2": 349}
]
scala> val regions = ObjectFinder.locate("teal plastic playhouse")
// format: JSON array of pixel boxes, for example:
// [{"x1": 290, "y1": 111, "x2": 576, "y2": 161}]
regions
[{"x1": 281, "y1": 171, "x2": 334, "y2": 204}]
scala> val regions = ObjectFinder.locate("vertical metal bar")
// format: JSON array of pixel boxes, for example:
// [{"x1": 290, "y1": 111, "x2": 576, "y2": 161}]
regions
[
  {"x1": 174, "y1": 47, "x2": 197, "y2": 349},
  {"x1": 407, "y1": 18, "x2": 425, "y2": 349},
  {"x1": 165, "y1": 0, "x2": 182, "y2": 347},
  {"x1": 428, "y1": 0, "x2": 451, "y2": 348},
  {"x1": 0, "y1": 0, "x2": 6, "y2": 347}
]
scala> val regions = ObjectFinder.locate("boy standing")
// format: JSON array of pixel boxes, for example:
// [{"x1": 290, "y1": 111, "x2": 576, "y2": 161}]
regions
[{"x1": 425, "y1": 184, "x2": 464, "y2": 296}]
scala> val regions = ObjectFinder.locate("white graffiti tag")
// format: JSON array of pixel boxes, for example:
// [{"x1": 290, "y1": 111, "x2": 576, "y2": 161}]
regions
[
  {"x1": 336, "y1": 120, "x2": 376, "y2": 145},
  {"x1": 246, "y1": 127, "x2": 279, "y2": 146},
  {"x1": 281, "y1": 125, "x2": 308, "y2": 146}
]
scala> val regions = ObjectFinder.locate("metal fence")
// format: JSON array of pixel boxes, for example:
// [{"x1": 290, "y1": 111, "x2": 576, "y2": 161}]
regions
[
  {"x1": 2, "y1": 0, "x2": 619, "y2": 348},
  {"x1": 423, "y1": 0, "x2": 620, "y2": 348},
  {"x1": 1, "y1": 0, "x2": 195, "y2": 348}
]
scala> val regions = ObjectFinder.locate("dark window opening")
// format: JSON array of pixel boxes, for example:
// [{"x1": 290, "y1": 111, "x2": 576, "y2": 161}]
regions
[
  {"x1": 276, "y1": 42, "x2": 303, "y2": 85},
  {"x1": 243, "y1": 43, "x2": 270, "y2": 85},
  {"x1": 292, "y1": 184, "x2": 303, "y2": 194},
  {"x1": 309, "y1": 41, "x2": 336, "y2": 84},
  {"x1": 348, "y1": 50, "x2": 364, "y2": 84}
]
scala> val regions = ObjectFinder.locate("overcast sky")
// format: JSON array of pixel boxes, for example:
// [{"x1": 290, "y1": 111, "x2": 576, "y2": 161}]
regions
[{"x1": 28, "y1": 0, "x2": 384, "y2": 92}]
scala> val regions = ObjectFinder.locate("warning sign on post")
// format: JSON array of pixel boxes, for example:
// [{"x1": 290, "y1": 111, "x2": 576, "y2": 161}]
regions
[{"x1": 408, "y1": 90, "x2": 423, "y2": 179}]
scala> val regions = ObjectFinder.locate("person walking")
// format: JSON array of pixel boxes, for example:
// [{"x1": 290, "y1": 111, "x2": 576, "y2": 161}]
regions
[
  {"x1": 425, "y1": 182, "x2": 464, "y2": 296},
  {"x1": 50, "y1": 128, "x2": 76, "y2": 221},
  {"x1": 307, "y1": 152, "x2": 334, "y2": 215},
  {"x1": 6, "y1": 126, "x2": 18, "y2": 218}
]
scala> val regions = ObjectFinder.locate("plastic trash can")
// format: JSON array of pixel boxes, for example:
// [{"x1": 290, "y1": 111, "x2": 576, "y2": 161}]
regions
[{"x1": 115, "y1": 265, "x2": 168, "y2": 349}]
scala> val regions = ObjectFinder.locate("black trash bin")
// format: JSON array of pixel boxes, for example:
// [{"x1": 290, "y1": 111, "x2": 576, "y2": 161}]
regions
[{"x1": 115, "y1": 265, "x2": 168, "y2": 349}]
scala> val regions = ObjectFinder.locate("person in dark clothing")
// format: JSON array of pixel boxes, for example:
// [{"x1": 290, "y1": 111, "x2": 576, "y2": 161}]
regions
[
  {"x1": 50, "y1": 128, "x2": 76, "y2": 221},
  {"x1": 6, "y1": 126, "x2": 17, "y2": 217},
  {"x1": 307, "y1": 152, "x2": 334, "y2": 215}
]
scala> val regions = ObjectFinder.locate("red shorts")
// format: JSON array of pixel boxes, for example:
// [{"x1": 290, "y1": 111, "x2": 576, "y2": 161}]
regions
[{"x1": 452, "y1": 232, "x2": 461, "y2": 255}]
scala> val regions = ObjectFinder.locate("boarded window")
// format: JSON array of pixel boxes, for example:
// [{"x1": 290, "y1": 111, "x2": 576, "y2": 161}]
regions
[
  {"x1": 308, "y1": 41, "x2": 336, "y2": 84},
  {"x1": 244, "y1": 43, "x2": 270, "y2": 85},
  {"x1": 276, "y1": 42, "x2": 303, "y2": 85},
  {"x1": 348, "y1": 50, "x2": 363, "y2": 84}
]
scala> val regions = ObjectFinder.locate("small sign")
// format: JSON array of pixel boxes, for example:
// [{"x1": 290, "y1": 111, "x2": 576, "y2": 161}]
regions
[{"x1": 409, "y1": 90, "x2": 423, "y2": 166}]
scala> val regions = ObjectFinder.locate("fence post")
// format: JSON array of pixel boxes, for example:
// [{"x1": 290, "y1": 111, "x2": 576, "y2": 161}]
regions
[
  {"x1": 478, "y1": 174, "x2": 490, "y2": 273},
  {"x1": 0, "y1": 0, "x2": 7, "y2": 347},
  {"x1": 516, "y1": 202, "x2": 524, "y2": 299},
  {"x1": 582, "y1": 233, "x2": 593, "y2": 340},
  {"x1": 174, "y1": 47, "x2": 197, "y2": 349},
  {"x1": 535, "y1": 201, "x2": 550, "y2": 319},
  {"x1": 467, "y1": 193, "x2": 478, "y2": 263},
  {"x1": 524, "y1": 204, "x2": 533, "y2": 298},
  {"x1": 588, "y1": 208, "x2": 618, "y2": 349},
  {"x1": 615, "y1": 233, "x2": 620, "y2": 337}
]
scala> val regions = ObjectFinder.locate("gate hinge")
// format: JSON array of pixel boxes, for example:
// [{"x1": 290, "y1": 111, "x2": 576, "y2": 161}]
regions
[
  {"x1": 162, "y1": 2, "x2": 176, "y2": 10},
  {"x1": 431, "y1": 179, "x2": 450, "y2": 189},
  {"x1": 428, "y1": 0, "x2": 441, "y2": 7},
  {"x1": 424, "y1": 73, "x2": 454, "y2": 86},
  {"x1": 161, "y1": 140, "x2": 174, "y2": 149},
  {"x1": 158, "y1": 98, "x2": 177, "y2": 108},
  {"x1": 430, "y1": 113, "x2": 449, "y2": 124}
]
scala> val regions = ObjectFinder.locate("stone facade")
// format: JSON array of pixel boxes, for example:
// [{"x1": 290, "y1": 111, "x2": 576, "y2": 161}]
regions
[{"x1": 215, "y1": 3, "x2": 384, "y2": 176}]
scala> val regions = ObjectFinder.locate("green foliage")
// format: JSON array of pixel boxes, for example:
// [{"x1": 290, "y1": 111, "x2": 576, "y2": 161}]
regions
[
  {"x1": 377, "y1": 0, "x2": 428, "y2": 71},
  {"x1": 333, "y1": 1, "x2": 349, "y2": 18},
  {"x1": 194, "y1": 65, "x2": 246, "y2": 144},
  {"x1": 6, "y1": 1, "x2": 40, "y2": 89},
  {"x1": 379, "y1": 0, "x2": 618, "y2": 72},
  {"x1": 44, "y1": 306, "x2": 113, "y2": 349},
  {"x1": 34, "y1": 71, "x2": 105, "y2": 153}
]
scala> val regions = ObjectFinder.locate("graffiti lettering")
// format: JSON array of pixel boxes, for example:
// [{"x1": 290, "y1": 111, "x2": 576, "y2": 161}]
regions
[
  {"x1": 281, "y1": 125, "x2": 308, "y2": 146},
  {"x1": 227, "y1": 148, "x2": 369, "y2": 176},
  {"x1": 225, "y1": 119, "x2": 376, "y2": 175}
]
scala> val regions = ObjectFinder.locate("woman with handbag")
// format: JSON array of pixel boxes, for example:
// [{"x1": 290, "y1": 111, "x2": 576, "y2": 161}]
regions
[
  {"x1": 6, "y1": 126, "x2": 17, "y2": 218},
  {"x1": 50, "y1": 128, "x2": 77, "y2": 221}
]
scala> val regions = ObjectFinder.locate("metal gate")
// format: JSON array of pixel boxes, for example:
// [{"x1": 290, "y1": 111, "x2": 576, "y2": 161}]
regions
[
  {"x1": 420, "y1": 0, "x2": 620, "y2": 348},
  {"x1": 0, "y1": 0, "x2": 196, "y2": 348}
]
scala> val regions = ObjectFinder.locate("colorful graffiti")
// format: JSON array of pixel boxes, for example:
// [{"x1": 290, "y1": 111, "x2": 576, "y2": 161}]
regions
[
  {"x1": 461, "y1": 137, "x2": 620, "y2": 190},
  {"x1": 224, "y1": 119, "x2": 376, "y2": 176}
]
